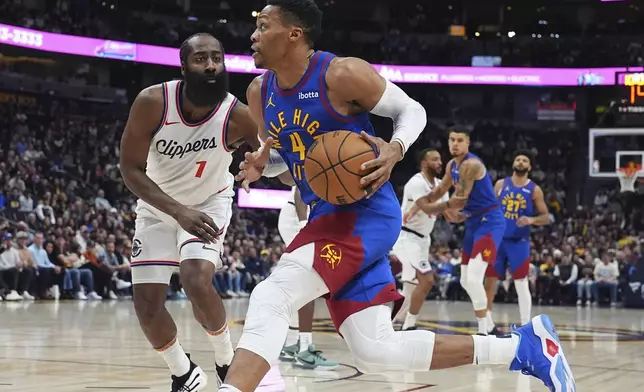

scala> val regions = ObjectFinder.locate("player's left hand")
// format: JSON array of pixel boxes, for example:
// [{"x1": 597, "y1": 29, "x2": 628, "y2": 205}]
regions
[
  {"x1": 516, "y1": 216, "x2": 534, "y2": 227},
  {"x1": 447, "y1": 194, "x2": 468, "y2": 210},
  {"x1": 444, "y1": 209, "x2": 466, "y2": 223},
  {"x1": 358, "y1": 132, "x2": 403, "y2": 198},
  {"x1": 403, "y1": 204, "x2": 421, "y2": 224}
]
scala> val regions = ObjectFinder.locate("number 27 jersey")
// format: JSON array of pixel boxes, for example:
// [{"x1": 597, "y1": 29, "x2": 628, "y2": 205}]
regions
[{"x1": 498, "y1": 177, "x2": 535, "y2": 240}]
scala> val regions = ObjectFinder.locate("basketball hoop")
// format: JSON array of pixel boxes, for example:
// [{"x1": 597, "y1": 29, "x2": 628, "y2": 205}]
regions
[{"x1": 617, "y1": 164, "x2": 641, "y2": 193}]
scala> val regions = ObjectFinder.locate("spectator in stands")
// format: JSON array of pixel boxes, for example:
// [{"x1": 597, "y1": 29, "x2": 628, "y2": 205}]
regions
[
  {"x1": 64, "y1": 241, "x2": 102, "y2": 300},
  {"x1": 537, "y1": 254, "x2": 557, "y2": 304},
  {"x1": 593, "y1": 252, "x2": 620, "y2": 307},
  {"x1": 0, "y1": 233, "x2": 35, "y2": 300},
  {"x1": 94, "y1": 189, "x2": 111, "y2": 211},
  {"x1": 27, "y1": 232, "x2": 64, "y2": 299},
  {"x1": 226, "y1": 250, "x2": 248, "y2": 297},
  {"x1": 101, "y1": 241, "x2": 132, "y2": 292},
  {"x1": 554, "y1": 253, "x2": 578, "y2": 304},
  {"x1": 576, "y1": 254, "x2": 596, "y2": 306},
  {"x1": 82, "y1": 240, "x2": 118, "y2": 299}
]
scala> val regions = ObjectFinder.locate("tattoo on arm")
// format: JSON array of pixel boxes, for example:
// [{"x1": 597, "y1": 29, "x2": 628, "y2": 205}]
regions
[{"x1": 455, "y1": 159, "x2": 483, "y2": 199}]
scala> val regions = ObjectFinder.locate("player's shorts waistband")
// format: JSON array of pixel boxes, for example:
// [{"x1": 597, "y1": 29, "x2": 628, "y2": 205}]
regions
[
  {"x1": 466, "y1": 204, "x2": 499, "y2": 217},
  {"x1": 401, "y1": 226, "x2": 425, "y2": 239},
  {"x1": 503, "y1": 237, "x2": 529, "y2": 242}
]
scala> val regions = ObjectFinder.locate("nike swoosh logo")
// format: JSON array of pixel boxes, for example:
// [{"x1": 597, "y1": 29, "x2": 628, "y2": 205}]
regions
[
  {"x1": 298, "y1": 357, "x2": 316, "y2": 365},
  {"x1": 202, "y1": 245, "x2": 217, "y2": 251},
  {"x1": 165, "y1": 120, "x2": 179, "y2": 125}
]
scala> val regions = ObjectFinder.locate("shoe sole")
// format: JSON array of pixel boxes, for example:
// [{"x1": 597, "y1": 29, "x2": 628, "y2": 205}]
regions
[
  {"x1": 279, "y1": 352, "x2": 296, "y2": 362},
  {"x1": 531, "y1": 315, "x2": 576, "y2": 392}
]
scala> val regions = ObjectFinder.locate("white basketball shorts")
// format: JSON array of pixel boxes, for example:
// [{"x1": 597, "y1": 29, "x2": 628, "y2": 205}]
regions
[
  {"x1": 130, "y1": 193, "x2": 232, "y2": 285},
  {"x1": 392, "y1": 230, "x2": 432, "y2": 284},
  {"x1": 278, "y1": 201, "x2": 300, "y2": 247}
]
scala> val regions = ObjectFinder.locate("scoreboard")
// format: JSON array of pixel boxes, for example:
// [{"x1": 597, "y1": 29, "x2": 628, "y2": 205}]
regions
[{"x1": 617, "y1": 71, "x2": 644, "y2": 117}]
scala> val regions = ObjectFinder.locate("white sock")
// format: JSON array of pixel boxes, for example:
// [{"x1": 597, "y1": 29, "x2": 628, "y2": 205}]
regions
[
  {"x1": 472, "y1": 334, "x2": 519, "y2": 365},
  {"x1": 298, "y1": 332, "x2": 312, "y2": 353},
  {"x1": 486, "y1": 311, "x2": 496, "y2": 332},
  {"x1": 477, "y1": 317, "x2": 488, "y2": 335},
  {"x1": 402, "y1": 312, "x2": 418, "y2": 330},
  {"x1": 206, "y1": 323, "x2": 234, "y2": 366},
  {"x1": 218, "y1": 384, "x2": 242, "y2": 392},
  {"x1": 514, "y1": 279, "x2": 532, "y2": 325},
  {"x1": 396, "y1": 282, "x2": 415, "y2": 321},
  {"x1": 285, "y1": 327, "x2": 299, "y2": 346},
  {"x1": 156, "y1": 336, "x2": 191, "y2": 376}
]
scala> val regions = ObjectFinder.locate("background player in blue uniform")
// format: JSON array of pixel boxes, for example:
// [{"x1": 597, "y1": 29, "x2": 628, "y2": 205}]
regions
[
  {"x1": 225, "y1": 2, "x2": 575, "y2": 391},
  {"x1": 406, "y1": 128, "x2": 505, "y2": 336},
  {"x1": 485, "y1": 150, "x2": 550, "y2": 330}
]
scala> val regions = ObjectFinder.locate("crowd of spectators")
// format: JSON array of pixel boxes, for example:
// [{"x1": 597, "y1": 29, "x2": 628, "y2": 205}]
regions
[
  {"x1": 1, "y1": 84, "x2": 641, "y2": 307},
  {"x1": 1, "y1": 0, "x2": 644, "y2": 67},
  {"x1": 0, "y1": 0, "x2": 642, "y2": 308}
]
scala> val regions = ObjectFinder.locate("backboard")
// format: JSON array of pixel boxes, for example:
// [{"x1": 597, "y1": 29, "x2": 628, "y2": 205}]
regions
[{"x1": 589, "y1": 128, "x2": 644, "y2": 178}]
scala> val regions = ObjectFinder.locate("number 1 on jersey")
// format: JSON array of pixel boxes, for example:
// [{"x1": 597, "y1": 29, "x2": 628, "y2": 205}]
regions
[{"x1": 195, "y1": 161, "x2": 207, "y2": 178}]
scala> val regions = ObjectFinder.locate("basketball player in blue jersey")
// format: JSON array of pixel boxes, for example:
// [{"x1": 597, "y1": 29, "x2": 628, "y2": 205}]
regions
[
  {"x1": 223, "y1": 1, "x2": 575, "y2": 391},
  {"x1": 406, "y1": 128, "x2": 505, "y2": 336},
  {"x1": 404, "y1": 127, "x2": 573, "y2": 390},
  {"x1": 485, "y1": 150, "x2": 550, "y2": 330}
]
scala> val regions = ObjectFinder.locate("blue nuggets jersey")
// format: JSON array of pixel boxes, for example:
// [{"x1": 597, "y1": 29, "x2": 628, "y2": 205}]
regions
[
  {"x1": 450, "y1": 152, "x2": 499, "y2": 218},
  {"x1": 499, "y1": 177, "x2": 536, "y2": 240},
  {"x1": 261, "y1": 51, "x2": 405, "y2": 331},
  {"x1": 261, "y1": 51, "x2": 382, "y2": 205}
]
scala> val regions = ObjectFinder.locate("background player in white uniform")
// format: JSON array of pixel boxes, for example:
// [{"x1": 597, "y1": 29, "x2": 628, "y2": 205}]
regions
[
  {"x1": 277, "y1": 186, "x2": 338, "y2": 370},
  {"x1": 393, "y1": 149, "x2": 448, "y2": 331},
  {"x1": 119, "y1": 33, "x2": 260, "y2": 392}
]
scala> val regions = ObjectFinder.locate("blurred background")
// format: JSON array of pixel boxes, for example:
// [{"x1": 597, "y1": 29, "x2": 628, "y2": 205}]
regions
[{"x1": 0, "y1": 0, "x2": 643, "y2": 308}]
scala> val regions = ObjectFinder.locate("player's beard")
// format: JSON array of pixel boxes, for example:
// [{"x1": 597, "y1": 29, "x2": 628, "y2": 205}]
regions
[
  {"x1": 425, "y1": 167, "x2": 440, "y2": 178},
  {"x1": 513, "y1": 166, "x2": 529, "y2": 176},
  {"x1": 183, "y1": 67, "x2": 229, "y2": 108}
]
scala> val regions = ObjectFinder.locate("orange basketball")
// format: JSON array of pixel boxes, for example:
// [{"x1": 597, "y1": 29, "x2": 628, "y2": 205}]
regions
[{"x1": 304, "y1": 130, "x2": 377, "y2": 205}]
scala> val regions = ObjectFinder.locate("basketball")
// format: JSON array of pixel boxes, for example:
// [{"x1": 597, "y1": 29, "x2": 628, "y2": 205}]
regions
[{"x1": 304, "y1": 130, "x2": 377, "y2": 205}]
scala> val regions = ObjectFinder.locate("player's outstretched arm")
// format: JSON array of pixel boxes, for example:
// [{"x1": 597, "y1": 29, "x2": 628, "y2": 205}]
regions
[
  {"x1": 517, "y1": 185, "x2": 550, "y2": 227},
  {"x1": 235, "y1": 75, "x2": 289, "y2": 191},
  {"x1": 326, "y1": 57, "x2": 427, "y2": 198},
  {"x1": 403, "y1": 162, "x2": 454, "y2": 223},
  {"x1": 119, "y1": 86, "x2": 219, "y2": 243},
  {"x1": 425, "y1": 160, "x2": 454, "y2": 203}
]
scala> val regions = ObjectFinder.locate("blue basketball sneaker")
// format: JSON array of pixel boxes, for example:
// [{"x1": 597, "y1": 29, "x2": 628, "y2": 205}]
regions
[{"x1": 510, "y1": 315, "x2": 576, "y2": 392}]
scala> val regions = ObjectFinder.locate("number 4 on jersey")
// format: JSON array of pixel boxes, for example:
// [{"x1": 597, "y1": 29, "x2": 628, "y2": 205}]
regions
[{"x1": 195, "y1": 161, "x2": 207, "y2": 178}]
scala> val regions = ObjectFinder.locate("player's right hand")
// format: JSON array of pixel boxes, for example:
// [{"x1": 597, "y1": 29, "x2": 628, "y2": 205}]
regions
[
  {"x1": 444, "y1": 209, "x2": 466, "y2": 223},
  {"x1": 175, "y1": 207, "x2": 220, "y2": 244},
  {"x1": 235, "y1": 137, "x2": 274, "y2": 192}
]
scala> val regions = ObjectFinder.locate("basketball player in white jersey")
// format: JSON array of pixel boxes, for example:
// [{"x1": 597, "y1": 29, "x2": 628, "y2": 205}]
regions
[
  {"x1": 277, "y1": 186, "x2": 338, "y2": 370},
  {"x1": 119, "y1": 33, "x2": 260, "y2": 392},
  {"x1": 392, "y1": 149, "x2": 448, "y2": 331}
]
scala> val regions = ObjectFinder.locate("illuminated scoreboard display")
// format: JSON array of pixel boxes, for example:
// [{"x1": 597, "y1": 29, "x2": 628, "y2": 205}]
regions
[{"x1": 617, "y1": 71, "x2": 644, "y2": 114}]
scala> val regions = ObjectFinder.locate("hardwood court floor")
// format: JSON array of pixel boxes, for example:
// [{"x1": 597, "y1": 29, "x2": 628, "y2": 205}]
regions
[{"x1": 1, "y1": 299, "x2": 643, "y2": 391}]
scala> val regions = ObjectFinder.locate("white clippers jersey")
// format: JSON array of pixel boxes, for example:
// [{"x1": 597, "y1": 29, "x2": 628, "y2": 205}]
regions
[
  {"x1": 401, "y1": 172, "x2": 449, "y2": 237},
  {"x1": 142, "y1": 80, "x2": 237, "y2": 207}
]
